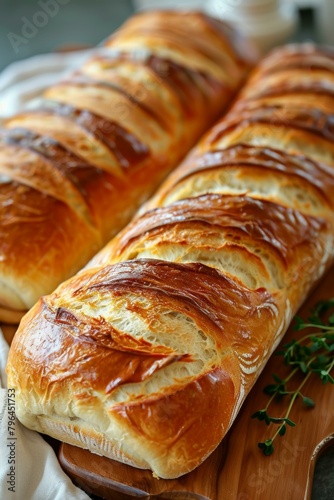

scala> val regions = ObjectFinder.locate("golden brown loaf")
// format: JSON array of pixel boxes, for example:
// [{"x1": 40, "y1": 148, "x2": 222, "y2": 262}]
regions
[
  {"x1": 0, "y1": 11, "x2": 254, "y2": 323},
  {"x1": 8, "y1": 43, "x2": 334, "y2": 480}
]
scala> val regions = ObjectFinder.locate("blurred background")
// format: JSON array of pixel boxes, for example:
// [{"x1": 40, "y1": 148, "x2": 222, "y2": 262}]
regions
[{"x1": 0, "y1": 0, "x2": 331, "y2": 72}]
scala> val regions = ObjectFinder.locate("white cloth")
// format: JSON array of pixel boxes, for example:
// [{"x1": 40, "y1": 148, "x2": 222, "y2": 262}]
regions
[
  {"x1": 0, "y1": 49, "x2": 94, "y2": 120},
  {"x1": 0, "y1": 329, "x2": 90, "y2": 500}
]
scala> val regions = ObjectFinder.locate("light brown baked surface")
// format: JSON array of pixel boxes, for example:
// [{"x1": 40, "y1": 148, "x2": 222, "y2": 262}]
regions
[
  {"x1": 0, "y1": 10, "x2": 254, "y2": 323},
  {"x1": 9, "y1": 43, "x2": 334, "y2": 480}
]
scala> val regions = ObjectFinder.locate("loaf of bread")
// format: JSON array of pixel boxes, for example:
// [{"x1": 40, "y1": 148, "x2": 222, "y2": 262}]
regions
[
  {"x1": 8, "y1": 43, "x2": 334, "y2": 480},
  {"x1": 0, "y1": 11, "x2": 254, "y2": 323}
]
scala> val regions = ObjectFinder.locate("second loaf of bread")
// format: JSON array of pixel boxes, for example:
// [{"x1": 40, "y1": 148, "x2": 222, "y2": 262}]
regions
[
  {"x1": 7, "y1": 44, "x2": 334, "y2": 479},
  {"x1": 0, "y1": 10, "x2": 254, "y2": 323}
]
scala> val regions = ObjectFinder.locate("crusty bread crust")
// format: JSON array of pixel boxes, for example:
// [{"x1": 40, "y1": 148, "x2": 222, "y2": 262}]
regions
[
  {"x1": 8, "y1": 44, "x2": 334, "y2": 479},
  {"x1": 0, "y1": 11, "x2": 254, "y2": 322}
]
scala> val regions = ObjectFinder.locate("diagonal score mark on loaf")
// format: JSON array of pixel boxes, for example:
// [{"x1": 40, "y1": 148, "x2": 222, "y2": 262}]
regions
[
  {"x1": 46, "y1": 258, "x2": 284, "y2": 440},
  {"x1": 86, "y1": 44, "x2": 334, "y2": 431},
  {"x1": 108, "y1": 192, "x2": 329, "y2": 291},
  {"x1": 146, "y1": 145, "x2": 334, "y2": 217},
  {"x1": 1, "y1": 9, "x2": 240, "y2": 230}
]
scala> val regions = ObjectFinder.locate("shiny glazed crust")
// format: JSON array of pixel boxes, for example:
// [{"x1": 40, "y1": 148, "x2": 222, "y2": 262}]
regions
[
  {"x1": 8, "y1": 43, "x2": 334, "y2": 479},
  {"x1": 0, "y1": 10, "x2": 254, "y2": 323}
]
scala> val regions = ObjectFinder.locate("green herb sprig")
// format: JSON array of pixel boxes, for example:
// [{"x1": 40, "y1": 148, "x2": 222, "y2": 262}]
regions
[{"x1": 252, "y1": 298, "x2": 334, "y2": 456}]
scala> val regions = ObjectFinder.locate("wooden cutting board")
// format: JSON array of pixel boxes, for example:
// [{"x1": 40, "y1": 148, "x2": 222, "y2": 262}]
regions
[{"x1": 5, "y1": 269, "x2": 334, "y2": 499}]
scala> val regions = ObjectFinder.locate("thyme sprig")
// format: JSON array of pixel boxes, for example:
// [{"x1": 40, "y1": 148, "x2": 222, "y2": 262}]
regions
[{"x1": 252, "y1": 299, "x2": 334, "y2": 456}]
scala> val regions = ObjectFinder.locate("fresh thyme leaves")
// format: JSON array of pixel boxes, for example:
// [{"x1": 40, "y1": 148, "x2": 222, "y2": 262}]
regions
[{"x1": 252, "y1": 299, "x2": 334, "y2": 456}]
